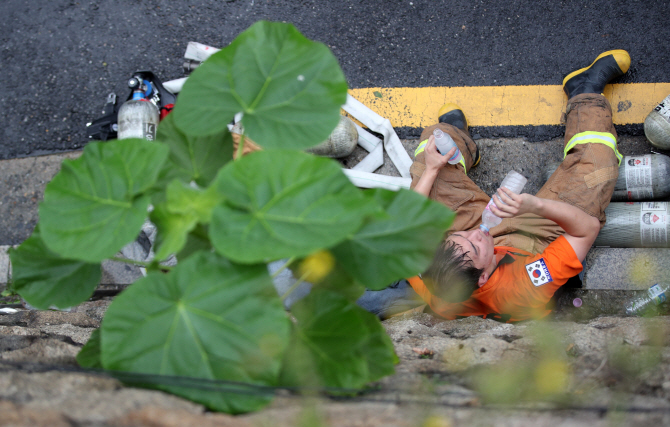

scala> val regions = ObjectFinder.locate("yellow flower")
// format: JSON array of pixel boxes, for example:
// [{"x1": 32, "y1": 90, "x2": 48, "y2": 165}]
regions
[
  {"x1": 423, "y1": 415, "x2": 452, "y2": 427},
  {"x1": 297, "y1": 250, "x2": 335, "y2": 283},
  {"x1": 534, "y1": 359, "x2": 569, "y2": 395}
]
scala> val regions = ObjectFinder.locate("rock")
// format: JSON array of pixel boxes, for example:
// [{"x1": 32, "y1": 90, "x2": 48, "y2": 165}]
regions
[
  {"x1": 0, "y1": 370, "x2": 205, "y2": 425},
  {"x1": 69, "y1": 299, "x2": 112, "y2": 322},
  {"x1": 1, "y1": 297, "x2": 670, "y2": 425},
  {"x1": 0, "y1": 400, "x2": 72, "y2": 427},
  {"x1": 0, "y1": 337, "x2": 80, "y2": 365},
  {"x1": 112, "y1": 406, "x2": 249, "y2": 427},
  {"x1": 0, "y1": 310, "x2": 99, "y2": 328}
]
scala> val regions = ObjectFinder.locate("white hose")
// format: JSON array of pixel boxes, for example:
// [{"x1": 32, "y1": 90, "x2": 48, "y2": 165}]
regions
[
  {"x1": 342, "y1": 169, "x2": 411, "y2": 191},
  {"x1": 352, "y1": 124, "x2": 384, "y2": 173},
  {"x1": 342, "y1": 95, "x2": 413, "y2": 179}
]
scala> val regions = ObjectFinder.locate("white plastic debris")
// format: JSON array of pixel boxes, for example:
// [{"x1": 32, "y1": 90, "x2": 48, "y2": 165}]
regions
[
  {"x1": 163, "y1": 77, "x2": 187, "y2": 94},
  {"x1": 184, "y1": 42, "x2": 221, "y2": 62},
  {"x1": 0, "y1": 307, "x2": 18, "y2": 314}
]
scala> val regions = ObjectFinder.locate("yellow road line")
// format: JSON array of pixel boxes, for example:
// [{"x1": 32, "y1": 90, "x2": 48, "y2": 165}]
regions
[{"x1": 349, "y1": 83, "x2": 670, "y2": 128}]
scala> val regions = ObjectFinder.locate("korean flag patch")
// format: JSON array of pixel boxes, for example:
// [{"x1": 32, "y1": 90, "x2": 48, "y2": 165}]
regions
[{"x1": 525, "y1": 258, "x2": 553, "y2": 287}]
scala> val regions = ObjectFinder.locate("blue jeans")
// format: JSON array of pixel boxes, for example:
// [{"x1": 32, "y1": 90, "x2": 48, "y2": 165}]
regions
[{"x1": 356, "y1": 279, "x2": 424, "y2": 319}]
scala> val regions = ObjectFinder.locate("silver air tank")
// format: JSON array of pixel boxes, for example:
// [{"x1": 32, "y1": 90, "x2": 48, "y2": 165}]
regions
[
  {"x1": 594, "y1": 202, "x2": 670, "y2": 248},
  {"x1": 645, "y1": 94, "x2": 670, "y2": 150}
]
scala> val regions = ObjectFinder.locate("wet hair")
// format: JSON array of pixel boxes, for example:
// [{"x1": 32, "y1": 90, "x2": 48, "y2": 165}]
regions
[{"x1": 421, "y1": 240, "x2": 484, "y2": 303}]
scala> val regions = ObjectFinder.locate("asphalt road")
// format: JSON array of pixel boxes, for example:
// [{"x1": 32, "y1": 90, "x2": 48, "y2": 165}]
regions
[{"x1": 1, "y1": 0, "x2": 669, "y2": 159}]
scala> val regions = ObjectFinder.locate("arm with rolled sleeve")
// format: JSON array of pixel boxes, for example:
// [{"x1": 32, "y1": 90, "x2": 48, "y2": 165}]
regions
[{"x1": 489, "y1": 188, "x2": 600, "y2": 262}]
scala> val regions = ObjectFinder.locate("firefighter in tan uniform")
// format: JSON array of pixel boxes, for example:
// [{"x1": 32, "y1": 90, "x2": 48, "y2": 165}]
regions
[{"x1": 358, "y1": 50, "x2": 631, "y2": 322}]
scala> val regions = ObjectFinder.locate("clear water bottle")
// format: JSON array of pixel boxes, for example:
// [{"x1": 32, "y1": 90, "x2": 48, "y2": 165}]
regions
[
  {"x1": 644, "y1": 94, "x2": 670, "y2": 150},
  {"x1": 433, "y1": 129, "x2": 463, "y2": 165},
  {"x1": 624, "y1": 283, "x2": 670, "y2": 315},
  {"x1": 480, "y1": 170, "x2": 527, "y2": 234},
  {"x1": 117, "y1": 77, "x2": 160, "y2": 141}
]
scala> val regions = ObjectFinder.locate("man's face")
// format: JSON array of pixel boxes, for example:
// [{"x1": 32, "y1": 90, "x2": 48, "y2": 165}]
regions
[{"x1": 448, "y1": 228, "x2": 495, "y2": 271}]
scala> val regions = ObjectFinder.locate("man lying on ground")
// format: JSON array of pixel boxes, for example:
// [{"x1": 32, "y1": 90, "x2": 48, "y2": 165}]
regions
[{"x1": 357, "y1": 49, "x2": 631, "y2": 322}]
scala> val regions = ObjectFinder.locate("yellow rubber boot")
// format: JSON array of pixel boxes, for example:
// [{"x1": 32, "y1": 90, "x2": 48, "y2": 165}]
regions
[{"x1": 563, "y1": 50, "x2": 631, "y2": 98}]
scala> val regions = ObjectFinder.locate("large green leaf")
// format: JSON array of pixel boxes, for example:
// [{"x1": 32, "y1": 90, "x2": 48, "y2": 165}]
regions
[
  {"x1": 100, "y1": 251, "x2": 289, "y2": 414},
  {"x1": 77, "y1": 328, "x2": 103, "y2": 369},
  {"x1": 279, "y1": 289, "x2": 397, "y2": 389},
  {"x1": 172, "y1": 21, "x2": 348, "y2": 150},
  {"x1": 10, "y1": 228, "x2": 101, "y2": 310},
  {"x1": 156, "y1": 112, "x2": 233, "y2": 188},
  {"x1": 176, "y1": 224, "x2": 212, "y2": 260},
  {"x1": 209, "y1": 150, "x2": 376, "y2": 263},
  {"x1": 39, "y1": 139, "x2": 169, "y2": 263},
  {"x1": 331, "y1": 188, "x2": 454, "y2": 290},
  {"x1": 150, "y1": 181, "x2": 223, "y2": 260}
]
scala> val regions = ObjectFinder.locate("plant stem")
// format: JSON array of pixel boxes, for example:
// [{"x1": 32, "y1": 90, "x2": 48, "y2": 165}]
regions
[
  {"x1": 271, "y1": 256, "x2": 296, "y2": 279},
  {"x1": 110, "y1": 257, "x2": 173, "y2": 271},
  {"x1": 110, "y1": 256, "x2": 151, "y2": 267},
  {"x1": 280, "y1": 271, "x2": 310, "y2": 303}
]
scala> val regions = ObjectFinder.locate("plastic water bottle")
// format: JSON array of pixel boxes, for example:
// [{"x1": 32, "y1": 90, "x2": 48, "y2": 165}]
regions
[
  {"x1": 624, "y1": 283, "x2": 670, "y2": 315},
  {"x1": 433, "y1": 129, "x2": 463, "y2": 165},
  {"x1": 480, "y1": 170, "x2": 527, "y2": 234},
  {"x1": 117, "y1": 77, "x2": 160, "y2": 141},
  {"x1": 644, "y1": 94, "x2": 670, "y2": 150}
]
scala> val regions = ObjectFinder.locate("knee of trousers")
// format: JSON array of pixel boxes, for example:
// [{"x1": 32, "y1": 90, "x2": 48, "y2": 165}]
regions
[
  {"x1": 543, "y1": 143, "x2": 619, "y2": 220},
  {"x1": 563, "y1": 94, "x2": 617, "y2": 142}
]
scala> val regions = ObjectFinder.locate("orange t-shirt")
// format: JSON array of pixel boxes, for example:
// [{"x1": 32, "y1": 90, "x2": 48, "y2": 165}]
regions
[{"x1": 408, "y1": 235, "x2": 583, "y2": 322}]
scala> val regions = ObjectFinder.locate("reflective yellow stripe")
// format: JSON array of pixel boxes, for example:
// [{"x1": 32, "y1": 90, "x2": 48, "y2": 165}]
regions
[
  {"x1": 415, "y1": 139, "x2": 468, "y2": 174},
  {"x1": 414, "y1": 140, "x2": 427, "y2": 157},
  {"x1": 458, "y1": 157, "x2": 467, "y2": 173},
  {"x1": 564, "y1": 131, "x2": 623, "y2": 165}
]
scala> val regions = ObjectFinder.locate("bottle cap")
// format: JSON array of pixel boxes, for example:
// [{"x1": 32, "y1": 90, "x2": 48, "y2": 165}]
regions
[{"x1": 572, "y1": 298, "x2": 583, "y2": 308}]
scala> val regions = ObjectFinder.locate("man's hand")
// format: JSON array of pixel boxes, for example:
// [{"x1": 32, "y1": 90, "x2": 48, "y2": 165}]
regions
[
  {"x1": 412, "y1": 135, "x2": 456, "y2": 198},
  {"x1": 488, "y1": 187, "x2": 539, "y2": 218},
  {"x1": 490, "y1": 186, "x2": 599, "y2": 261},
  {"x1": 424, "y1": 135, "x2": 454, "y2": 173}
]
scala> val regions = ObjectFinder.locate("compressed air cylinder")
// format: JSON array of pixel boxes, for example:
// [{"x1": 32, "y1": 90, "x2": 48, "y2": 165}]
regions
[
  {"x1": 594, "y1": 202, "x2": 670, "y2": 248},
  {"x1": 644, "y1": 94, "x2": 670, "y2": 150},
  {"x1": 544, "y1": 154, "x2": 670, "y2": 201},
  {"x1": 306, "y1": 115, "x2": 358, "y2": 158}
]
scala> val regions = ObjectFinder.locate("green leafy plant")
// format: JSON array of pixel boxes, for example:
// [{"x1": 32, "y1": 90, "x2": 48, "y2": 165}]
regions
[{"x1": 10, "y1": 21, "x2": 454, "y2": 414}]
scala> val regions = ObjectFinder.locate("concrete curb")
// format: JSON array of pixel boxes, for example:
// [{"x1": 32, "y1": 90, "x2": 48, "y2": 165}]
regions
[{"x1": 0, "y1": 246, "x2": 11, "y2": 289}]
